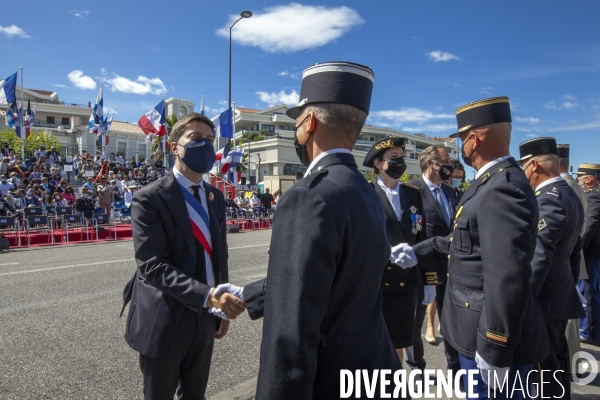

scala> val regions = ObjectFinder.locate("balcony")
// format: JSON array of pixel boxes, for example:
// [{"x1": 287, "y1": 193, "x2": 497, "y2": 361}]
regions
[{"x1": 32, "y1": 121, "x2": 71, "y2": 129}]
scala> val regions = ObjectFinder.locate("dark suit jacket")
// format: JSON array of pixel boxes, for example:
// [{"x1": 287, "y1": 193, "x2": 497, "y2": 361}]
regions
[
  {"x1": 532, "y1": 180, "x2": 585, "y2": 320},
  {"x1": 413, "y1": 157, "x2": 549, "y2": 367},
  {"x1": 254, "y1": 153, "x2": 401, "y2": 400},
  {"x1": 582, "y1": 187, "x2": 600, "y2": 260},
  {"x1": 412, "y1": 177, "x2": 457, "y2": 282},
  {"x1": 122, "y1": 171, "x2": 228, "y2": 358}
]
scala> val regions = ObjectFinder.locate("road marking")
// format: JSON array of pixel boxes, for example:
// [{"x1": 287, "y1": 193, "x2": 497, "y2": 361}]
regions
[
  {"x1": 0, "y1": 259, "x2": 134, "y2": 277},
  {"x1": 0, "y1": 262, "x2": 19, "y2": 266},
  {"x1": 228, "y1": 244, "x2": 269, "y2": 250}
]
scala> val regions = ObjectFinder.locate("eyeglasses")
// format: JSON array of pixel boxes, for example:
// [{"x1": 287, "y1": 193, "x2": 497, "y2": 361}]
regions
[{"x1": 295, "y1": 115, "x2": 310, "y2": 130}]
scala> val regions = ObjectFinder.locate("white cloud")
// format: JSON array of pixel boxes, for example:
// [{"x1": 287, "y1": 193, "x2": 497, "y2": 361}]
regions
[
  {"x1": 256, "y1": 90, "x2": 300, "y2": 107},
  {"x1": 51, "y1": 84, "x2": 70, "y2": 89},
  {"x1": 218, "y1": 100, "x2": 228, "y2": 106},
  {"x1": 562, "y1": 101, "x2": 578, "y2": 109},
  {"x1": 105, "y1": 74, "x2": 167, "y2": 95},
  {"x1": 477, "y1": 87, "x2": 493, "y2": 95},
  {"x1": 526, "y1": 133, "x2": 539, "y2": 138},
  {"x1": 216, "y1": 3, "x2": 364, "y2": 53},
  {"x1": 514, "y1": 116, "x2": 541, "y2": 124},
  {"x1": 0, "y1": 25, "x2": 30, "y2": 38},
  {"x1": 278, "y1": 71, "x2": 289, "y2": 76},
  {"x1": 544, "y1": 101, "x2": 560, "y2": 110},
  {"x1": 69, "y1": 10, "x2": 89, "y2": 19},
  {"x1": 370, "y1": 107, "x2": 455, "y2": 133},
  {"x1": 412, "y1": 36, "x2": 418, "y2": 40},
  {"x1": 67, "y1": 70, "x2": 96, "y2": 90},
  {"x1": 563, "y1": 94, "x2": 576, "y2": 100},
  {"x1": 290, "y1": 73, "x2": 301, "y2": 80},
  {"x1": 453, "y1": 83, "x2": 462, "y2": 88},
  {"x1": 426, "y1": 51, "x2": 460, "y2": 62},
  {"x1": 545, "y1": 100, "x2": 577, "y2": 110},
  {"x1": 104, "y1": 107, "x2": 118, "y2": 115}
]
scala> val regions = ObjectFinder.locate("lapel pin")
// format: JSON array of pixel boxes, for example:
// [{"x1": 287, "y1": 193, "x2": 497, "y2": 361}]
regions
[{"x1": 208, "y1": 192, "x2": 214, "y2": 201}]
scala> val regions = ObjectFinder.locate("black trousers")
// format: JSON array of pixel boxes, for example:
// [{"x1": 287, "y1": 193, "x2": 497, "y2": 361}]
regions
[
  {"x1": 533, "y1": 319, "x2": 570, "y2": 400},
  {"x1": 406, "y1": 283, "x2": 427, "y2": 370},
  {"x1": 436, "y1": 280, "x2": 461, "y2": 374},
  {"x1": 139, "y1": 308, "x2": 217, "y2": 400}
]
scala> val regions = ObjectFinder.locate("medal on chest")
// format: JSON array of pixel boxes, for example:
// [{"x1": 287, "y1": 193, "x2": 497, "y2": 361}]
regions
[{"x1": 409, "y1": 206, "x2": 422, "y2": 234}]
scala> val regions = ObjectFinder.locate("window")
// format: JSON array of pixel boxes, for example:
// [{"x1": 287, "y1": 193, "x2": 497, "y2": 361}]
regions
[
  {"x1": 260, "y1": 124, "x2": 275, "y2": 132},
  {"x1": 62, "y1": 117, "x2": 70, "y2": 126},
  {"x1": 47, "y1": 116, "x2": 55, "y2": 124},
  {"x1": 178, "y1": 105, "x2": 188, "y2": 117},
  {"x1": 279, "y1": 125, "x2": 286, "y2": 130}
]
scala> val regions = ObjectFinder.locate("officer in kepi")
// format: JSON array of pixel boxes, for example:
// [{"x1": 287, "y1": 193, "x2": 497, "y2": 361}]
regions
[
  {"x1": 577, "y1": 163, "x2": 600, "y2": 345},
  {"x1": 363, "y1": 136, "x2": 433, "y2": 369},
  {"x1": 518, "y1": 137, "x2": 585, "y2": 399},
  {"x1": 393, "y1": 96, "x2": 549, "y2": 400}
]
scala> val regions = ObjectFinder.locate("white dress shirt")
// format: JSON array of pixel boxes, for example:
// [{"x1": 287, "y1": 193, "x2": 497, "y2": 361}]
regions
[
  {"x1": 475, "y1": 155, "x2": 512, "y2": 179},
  {"x1": 173, "y1": 167, "x2": 215, "y2": 309},
  {"x1": 535, "y1": 175, "x2": 564, "y2": 192},
  {"x1": 377, "y1": 176, "x2": 402, "y2": 221},
  {"x1": 304, "y1": 148, "x2": 352, "y2": 177},
  {"x1": 423, "y1": 175, "x2": 452, "y2": 220}
]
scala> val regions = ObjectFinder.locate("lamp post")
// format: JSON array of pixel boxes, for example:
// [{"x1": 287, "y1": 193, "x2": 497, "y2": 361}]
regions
[{"x1": 228, "y1": 10, "x2": 252, "y2": 108}]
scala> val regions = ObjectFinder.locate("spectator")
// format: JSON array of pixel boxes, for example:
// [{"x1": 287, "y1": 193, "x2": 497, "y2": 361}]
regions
[
  {"x1": 83, "y1": 177, "x2": 96, "y2": 197},
  {"x1": 116, "y1": 152, "x2": 124, "y2": 164},
  {"x1": 24, "y1": 189, "x2": 41, "y2": 208},
  {"x1": 260, "y1": 188, "x2": 274, "y2": 210},
  {"x1": 250, "y1": 191, "x2": 261, "y2": 208},
  {"x1": 0, "y1": 190, "x2": 15, "y2": 216},
  {"x1": 0, "y1": 157, "x2": 9, "y2": 175},
  {"x1": 50, "y1": 174, "x2": 62, "y2": 190},
  {"x1": 124, "y1": 184, "x2": 137, "y2": 208},
  {"x1": 97, "y1": 175, "x2": 114, "y2": 215},
  {"x1": 62, "y1": 186, "x2": 77, "y2": 207},
  {"x1": 109, "y1": 152, "x2": 116, "y2": 163},
  {"x1": 234, "y1": 191, "x2": 247, "y2": 208},
  {"x1": 34, "y1": 145, "x2": 46, "y2": 160},
  {"x1": 40, "y1": 177, "x2": 51, "y2": 193},
  {"x1": 0, "y1": 175, "x2": 13, "y2": 195},
  {"x1": 274, "y1": 189, "x2": 283, "y2": 204},
  {"x1": 9, "y1": 173, "x2": 21, "y2": 187},
  {"x1": 32, "y1": 184, "x2": 44, "y2": 199},
  {"x1": 148, "y1": 154, "x2": 156, "y2": 168},
  {"x1": 13, "y1": 189, "x2": 26, "y2": 209},
  {"x1": 75, "y1": 188, "x2": 95, "y2": 219},
  {"x1": 50, "y1": 192, "x2": 68, "y2": 207},
  {"x1": 1, "y1": 143, "x2": 11, "y2": 158},
  {"x1": 4, "y1": 191, "x2": 17, "y2": 210},
  {"x1": 41, "y1": 191, "x2": 51, "y2": 209},
  {"x1": 154, "y1": 156, "x2": 164, "y2": 169},
  {"x1": 47, "y1": 147, "x2": 61, "y2": 165}
]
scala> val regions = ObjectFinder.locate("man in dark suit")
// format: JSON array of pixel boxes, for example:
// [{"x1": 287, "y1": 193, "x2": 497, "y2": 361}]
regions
[
  {"x1": 260, "y1": 188, "x2": 273, "y2": 210},
  {"x1": 225, "y1": 62, "x2": 402, "y2": 399},
  {"x1": 121, "y1": 113, "x2": 245, "y2": 399},
  {"x1": 412, "y1": 145, "x2": 460, "y2": 376},
  {"x1": 519, "y1": 137, "x2": 585, "y2": 398},
  {"x1": 394, "y1": 97, "x2": 549, "y2": 399},
  {"x1": 577, "y1": 163, "x2": 600, "y2": 344}
]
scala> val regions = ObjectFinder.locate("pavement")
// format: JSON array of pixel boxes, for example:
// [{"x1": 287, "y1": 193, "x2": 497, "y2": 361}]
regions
[{"x1": 0, "y1": 230, "x2": 598, "y2": 399}]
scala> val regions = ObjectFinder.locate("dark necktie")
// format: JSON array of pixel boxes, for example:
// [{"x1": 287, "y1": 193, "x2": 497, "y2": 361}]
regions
[
  {"x1": 434, "y1": 188, "x2": 451, "y2": 227},
  {"x1": 190, "y1": 185, "x2": 207, "y2": 284}
]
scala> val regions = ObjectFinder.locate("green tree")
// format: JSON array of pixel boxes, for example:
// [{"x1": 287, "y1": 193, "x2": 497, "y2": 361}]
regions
[
  {"x1": 235, "y1": 131, "x2": 264, "y2": 146},
  {"x1": 25, "y1": 131, "x2": 62, "y2": 154},
  {"x1": 0, "y1": 129, "x2": 23, "y2": 155}
]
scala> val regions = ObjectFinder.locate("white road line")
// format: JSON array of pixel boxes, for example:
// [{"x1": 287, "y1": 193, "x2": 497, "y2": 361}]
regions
[
  {"x1": 0, "y1": 259, "x2": 134, "y2": 277},
  {"x1": 228, "y1": 244, "x2": 269, "y2": 250},
  {"x1": 0, "y1": 262, "x2": 19, "y2": 266}
]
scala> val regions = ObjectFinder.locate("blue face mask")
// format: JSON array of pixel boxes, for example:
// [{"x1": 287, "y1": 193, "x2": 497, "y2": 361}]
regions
[
  {"x1": 177, "y1": 138, "x2": 215, "y2": 174},
  {"x1": 451, "y1": 178, "x2": 462, "y2": 188}
]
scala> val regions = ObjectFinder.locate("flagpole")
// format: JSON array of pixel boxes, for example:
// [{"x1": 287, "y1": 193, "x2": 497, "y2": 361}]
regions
[
  {"x1": 100, "y1": 82, "x2": 105, "y2": 158},
  {"x1": 230, "y1": 102, "x2": 236, "y2": 185},
  {"x1": 19, "y1": 67, "x2": 24, "y2": 159}
]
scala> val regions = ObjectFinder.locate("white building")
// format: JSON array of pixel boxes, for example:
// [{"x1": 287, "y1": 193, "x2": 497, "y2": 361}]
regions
[{"x1": 233, "y1": 104, "x2": 460, "y2": 182}]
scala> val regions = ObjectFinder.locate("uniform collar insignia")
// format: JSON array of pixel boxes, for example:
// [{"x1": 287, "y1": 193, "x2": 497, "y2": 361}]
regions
[
  {"x1": 538, "y1": 219, "x2": 547, "y2": 230},
  {"x1": 481, "y1": 172, "x2": 491, "y2": 183}
]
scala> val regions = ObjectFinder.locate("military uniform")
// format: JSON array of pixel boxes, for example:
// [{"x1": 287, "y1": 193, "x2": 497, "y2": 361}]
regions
[
  {"x1": 519, "y1": 138, "x2": 585, "y2": 399},
  {"x1": 579, "y1": 163, "x2": 600, "y2": 343},
  {"x1": 409, "y1": 97, "x2": 549, "y2": 399}
]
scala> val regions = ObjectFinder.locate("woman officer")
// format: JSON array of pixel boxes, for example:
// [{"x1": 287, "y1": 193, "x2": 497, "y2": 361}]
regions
[{"x1": 363, "y1": 136, "x2": 435, "y2": 364}]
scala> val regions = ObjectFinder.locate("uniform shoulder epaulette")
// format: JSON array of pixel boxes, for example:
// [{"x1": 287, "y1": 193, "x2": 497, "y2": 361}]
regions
[
  {"x1": 546, "y1": 187, "x2": 559, "y2": 197},
  {"x1": 402, "y1": 183, "x2": 419, "y2": 190}
]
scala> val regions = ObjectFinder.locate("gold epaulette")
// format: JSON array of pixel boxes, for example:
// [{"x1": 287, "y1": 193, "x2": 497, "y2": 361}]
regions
[
  {"x1": 425, "y1": 272, "x2": 438, "y2": 285},
  {"x1": 402, "y1": 183, "x2": 419, "y2": 190}
]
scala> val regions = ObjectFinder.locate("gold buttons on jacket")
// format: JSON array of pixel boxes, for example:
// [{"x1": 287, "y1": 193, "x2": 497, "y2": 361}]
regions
[
  {"x1": 385, "y1": 283, "x2": 389, "y2": 286},
  {"x1": 450, "y1": 237, "x2": 453, "y2": 242},
  {"x1": 387, "y1": 266, "x2": 392, "y2": 270},
  {"x1": 465, "y1": 302, "x2": 470, "y2": 308},
  {"x1": 448, "y1": 255, "x2": 451, "y2": 259},
  {"x1": 447, "y1": 273, "x2": 449, "y2": 277},
  {"x1": 400, "y1": 282, "x2": 405, "y2": 287}
]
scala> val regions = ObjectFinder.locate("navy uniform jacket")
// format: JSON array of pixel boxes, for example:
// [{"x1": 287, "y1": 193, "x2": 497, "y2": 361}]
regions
[
  {"x1": 412, "y1": 178, "x2": 458, "y2": 282},
  {"x1": 122, "y1": 171, "x2": 228, "y2": 358},
  {"x1": 532, "y1": 180, "x2": 585, "y2": 320},
  {"x1": 412, "y1": 157, "x2": 549, "y2": 367},
  {"x1": 254, "y1": 153, "x2": 401, "y2": 400},
  {"x1": 582, "y1": 187, "x2": 600, "y2": 260}
]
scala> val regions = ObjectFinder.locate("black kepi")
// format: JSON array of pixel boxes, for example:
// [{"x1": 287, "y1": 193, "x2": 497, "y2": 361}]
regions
[
  {"x1": 518, "y1": 137, "x2": 558, "y2": 164},
  {"x1": 451, "y1": 96, "x2": 512, "y2": 138},
  {"x1": 363, "y1": 136, "x2": 406, "y2": 168}
]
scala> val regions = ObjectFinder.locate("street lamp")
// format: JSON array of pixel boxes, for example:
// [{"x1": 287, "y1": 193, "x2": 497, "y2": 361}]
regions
[{"x1": 228, "y1": 10, "x2": 252, "y2": 108}]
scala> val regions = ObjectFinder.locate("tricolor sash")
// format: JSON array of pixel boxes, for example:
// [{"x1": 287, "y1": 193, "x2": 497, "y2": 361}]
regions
[{"x1": 179, "y1": 183, "x2": 212, "y2": 259}]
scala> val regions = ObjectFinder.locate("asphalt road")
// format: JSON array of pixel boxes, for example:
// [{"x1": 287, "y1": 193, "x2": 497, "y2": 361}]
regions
[{"x1": 0, "y1": 231, "x2": 598, "y2": 399}]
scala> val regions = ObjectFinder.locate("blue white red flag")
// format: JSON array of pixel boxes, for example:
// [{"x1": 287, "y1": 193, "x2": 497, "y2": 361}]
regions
[
  {"x1": 139, "y1": 100, "x2": 167, "y2": 143},
  {"x1": 5, "y1": 101, "x2": 18, "y2": 128},
  {"x1": 211, "y1": 108, "x2": 233, "y2": 138},
  {"x1": 215, "y1": 141, "x2": 231, "y2": 174},
  {"x1": 0, "y1": 72, "x2": 17, "y2": 105},
  {"x1": 88, "y1": 86, "x2": 105, "y2": 134},
  {"x1": 24, "y1": 99, "x2": 35, "y2": 139},
  {"x1": 14, "y1": 105, "x2": 23, "y2": 139}
]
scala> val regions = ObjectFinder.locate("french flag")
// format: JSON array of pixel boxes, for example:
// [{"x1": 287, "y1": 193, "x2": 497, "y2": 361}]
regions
[
  {"x1": 215, "y1": 141, "x2": 231, "y2": 174},
  {"x1": 0, "y1": 72, "x2": 17, "y2": 105},
  {"x1": 211, "y1": 108, "x2": 233, "y2": 138},
  {"x1": 139, "y1": 100, "x2": 167, "y2": 142}
]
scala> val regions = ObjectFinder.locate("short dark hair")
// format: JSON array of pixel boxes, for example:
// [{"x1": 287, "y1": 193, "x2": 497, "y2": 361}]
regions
[
  {"x1": 169, "y1": 113, "x2": 216, "y2": 146},
  {"x1": 451, "y1": 158, "x2": 465, "y2": 182},
  {"x1": 558, "y1": 157, "x2": 569, "y2": 172}
]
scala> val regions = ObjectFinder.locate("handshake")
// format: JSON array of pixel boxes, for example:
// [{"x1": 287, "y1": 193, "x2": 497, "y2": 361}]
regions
[
  {"x1": 207, "y1": 283, "x2": 246, "y2": 320},
  {"x1": 389, "y1": 243, "x2": 418, "y2": 269}
]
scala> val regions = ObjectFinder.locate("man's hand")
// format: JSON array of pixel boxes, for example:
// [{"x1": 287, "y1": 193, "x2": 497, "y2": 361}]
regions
[
  {"x1": 206, "y1": 288, "x2": 245, "y2": 320},
  {"x1": 215, "y1": 319, "x2": 230, "y2": 339},
  {"x1": 390, "y1": 243, "x2": 418, "y2": 268},
  {"x1": 214, "y1": 283, "x2": 244, "y2": 301},
  {"x1": 422, "y1": 285, "x2": 436, "y2": 305}
]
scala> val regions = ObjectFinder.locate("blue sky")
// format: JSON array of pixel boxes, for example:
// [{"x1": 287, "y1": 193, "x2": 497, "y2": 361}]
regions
[{"x1": 1, "y1": 1, "x2": 599, "y2": 174}]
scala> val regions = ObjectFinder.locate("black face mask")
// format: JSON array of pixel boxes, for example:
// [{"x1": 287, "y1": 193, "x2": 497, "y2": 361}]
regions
[
  {"x1": 384, "y1": 157, "x2": 407, "y2": 180},
  {"x1": 434, "y1": 163, "x2": 454, "y2": 181},
  {"x1": 294, "y1": 137, "x2": 311, "y2": 167},
  {"x1": 461, "y1": 136, "x2": 473, "y2": 168}
]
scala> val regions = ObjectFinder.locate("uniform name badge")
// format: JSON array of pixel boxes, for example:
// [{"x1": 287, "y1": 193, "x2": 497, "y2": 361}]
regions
[{"x1": 409, "y1": 206, "x2": 422, "y2": 234}]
